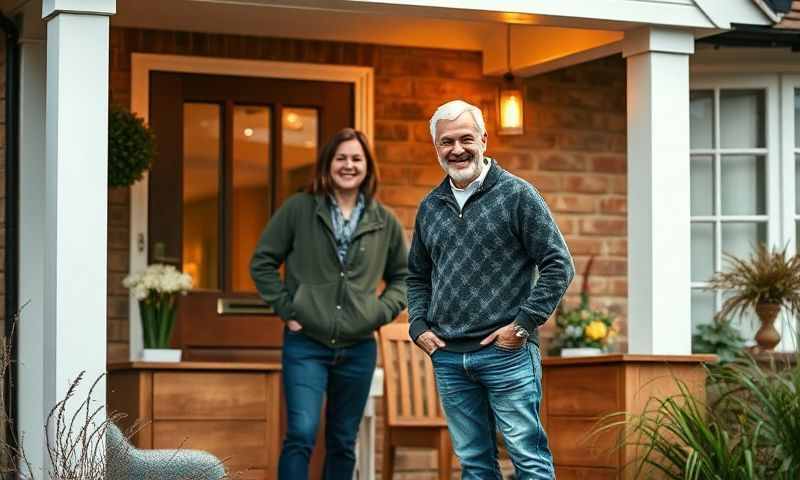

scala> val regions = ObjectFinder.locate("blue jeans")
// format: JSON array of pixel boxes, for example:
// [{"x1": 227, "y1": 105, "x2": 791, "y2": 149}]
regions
[
  {"x1": 431, "y1": 343, "x2": 554, "y2": 480},
  {"x1": 278, "y1": 329, "x2": 377, "y2": 480}
]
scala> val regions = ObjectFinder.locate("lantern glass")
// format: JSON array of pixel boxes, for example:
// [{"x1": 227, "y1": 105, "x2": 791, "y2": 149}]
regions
[{"x1": 498, "y1": 88, "x2": 524, "y2": 135}]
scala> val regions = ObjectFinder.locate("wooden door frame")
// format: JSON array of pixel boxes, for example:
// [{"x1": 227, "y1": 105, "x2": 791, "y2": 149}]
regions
[{"x1": 127, "y1": 53, "x2": 374, "y2": 361}]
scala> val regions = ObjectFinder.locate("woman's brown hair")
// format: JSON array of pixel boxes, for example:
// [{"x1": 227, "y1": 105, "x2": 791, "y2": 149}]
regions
[{"x1": 308, "y1": 128, "x2": 379, "y2": 200}]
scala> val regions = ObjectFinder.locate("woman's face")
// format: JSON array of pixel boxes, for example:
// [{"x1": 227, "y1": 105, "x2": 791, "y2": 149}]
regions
[{"x1": 330, "y1": 138, "x2": 368, "y2": 194}]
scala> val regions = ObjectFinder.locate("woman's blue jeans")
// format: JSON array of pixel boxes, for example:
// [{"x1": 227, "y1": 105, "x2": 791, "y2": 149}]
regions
[
  {"x1": 277, "y1": 329, "x2": 376, "y2": 480},
  {"x1": 431, "y1": 343, "x2": 554, "y2": 480}
]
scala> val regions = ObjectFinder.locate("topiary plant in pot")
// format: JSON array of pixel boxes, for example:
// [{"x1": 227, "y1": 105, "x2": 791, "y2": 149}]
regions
[
  {"x1": 707, "y1": 244, "x2": 800, "y2": 351},
  {"x1": 108, "y1": 104, "x2": 156, "y2": 188}
]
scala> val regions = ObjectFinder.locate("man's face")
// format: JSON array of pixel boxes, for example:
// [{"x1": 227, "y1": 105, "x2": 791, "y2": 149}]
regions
[{"x1": 434, "y1": 113, "x2": 488, "y2": 189}]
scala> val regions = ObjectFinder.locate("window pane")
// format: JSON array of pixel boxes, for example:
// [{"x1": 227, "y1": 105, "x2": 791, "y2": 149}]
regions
[
  {"x1": 232, "y1": 106, "x2": 271, "y2": 293},
  {"x1": 183, "y1": 103, "x2": 220, "y2": 290},
  {"x1": 721, "y1": 222, "x2": 767, "y2": 262},
  {"x1": 691, "y1": 223, "x2": 714, "y2": 282},
  {"x1": 796, "y1": 154, "x2": 800, "y2": 214},
  {"x1": 690, "y1": 90, "x2": 714, "y2": 149},
  {"x1": 720, "y1": 155, "x2": 766, "y2": 215},
  {"x1": 720, "y1": 90, "x2": 765, "y2": 149},
  {"x1": 721, "y1": 290, "x2": 758, "y2": 346},
  {"x1": 280, "y1": 108, "x2": 318, "y2": 206},
  {"x1": 690, "y1": 155, "x2": 714, "y2": 216},
  {"x1": 691, "y1": 289, "x2": 715, "y2": 335},
  {"x1": 795, "y1": 88, "x2": 800, "y2": 148}
]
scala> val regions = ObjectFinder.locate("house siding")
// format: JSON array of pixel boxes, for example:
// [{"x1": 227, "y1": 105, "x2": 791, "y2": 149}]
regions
[{"x1": 105, "y1": 26, "x2": 627, "y2": 477}]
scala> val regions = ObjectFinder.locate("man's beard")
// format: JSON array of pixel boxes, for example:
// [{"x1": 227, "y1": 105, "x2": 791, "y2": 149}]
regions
[{"x1": 439, "y1": 151, "x2": 484, "y2": 187}]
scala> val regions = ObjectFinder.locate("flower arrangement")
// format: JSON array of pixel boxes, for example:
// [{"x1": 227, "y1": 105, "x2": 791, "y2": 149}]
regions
[
  {"x1": 123, "y1": 264, "x2": 192, "y2": 349},
  {"x1": 550, "y1": 257, "x2": 615, "y2": 354}
]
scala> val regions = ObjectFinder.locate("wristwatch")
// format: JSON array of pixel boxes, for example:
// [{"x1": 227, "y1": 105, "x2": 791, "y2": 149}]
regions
[{"x1": 513, "y1": 323, "x2": 530, "y2": 339}]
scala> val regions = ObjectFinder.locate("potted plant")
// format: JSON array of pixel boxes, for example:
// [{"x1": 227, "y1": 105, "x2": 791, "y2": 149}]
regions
[
  {"x1": 108, "y1": 104, "x2": 156, "y2": 188},
  {"x1": 550, "y1": 257, "x2": 616, "y2": 357},
  {"x1": 692, "y1": 319, "x2": 746, "y2": 364},
  {"x1": 707, "y1": 244, "x2": 800, "y2": 351},
  {"x1": 123, "y1": 264, "x2": 193, "y2": 362}
]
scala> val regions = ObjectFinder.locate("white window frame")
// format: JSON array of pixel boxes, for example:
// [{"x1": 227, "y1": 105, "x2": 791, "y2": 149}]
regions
[{"x1": 691, "y1": 72, "x2": 797, "y2": 351}]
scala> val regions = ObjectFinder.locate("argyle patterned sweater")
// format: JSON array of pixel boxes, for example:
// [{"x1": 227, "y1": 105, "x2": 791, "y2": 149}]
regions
[{"x1": 407, "y1": 159, "x2": 574, "y2": 351}]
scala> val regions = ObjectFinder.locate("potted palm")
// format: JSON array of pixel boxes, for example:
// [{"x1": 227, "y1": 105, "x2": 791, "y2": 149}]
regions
[
  {"x1": 123, "y1": 264, "x2": 193, "y2": 362},
  {"x1": 707, "y1": 244, "x2": 800, "y2": 351}
]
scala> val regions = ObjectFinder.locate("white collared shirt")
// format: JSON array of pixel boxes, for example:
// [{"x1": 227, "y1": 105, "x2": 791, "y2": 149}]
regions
[{"x1": 450, "y1": 158, "x2": 490, "y2": 211}]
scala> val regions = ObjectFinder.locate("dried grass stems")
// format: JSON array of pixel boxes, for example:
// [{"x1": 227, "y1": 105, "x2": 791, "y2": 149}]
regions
[
  {"x1": 707, "y1": 244, "x2": 800, "y2": 323},
  {"x1": 1, "y1": 308, "x2": 242, "y2": 479}
]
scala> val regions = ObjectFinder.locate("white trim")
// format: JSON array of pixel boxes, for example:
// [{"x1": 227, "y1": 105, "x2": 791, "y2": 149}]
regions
[
  {"x1": 690, "y1": 72, "x2": 798, "y2": 351},
  {"x1": 128, "y1": 53, "x2": 373, "y2": 360},
  {"x1": 514, "y1": 41, "x2": 622, "y2": 78}
]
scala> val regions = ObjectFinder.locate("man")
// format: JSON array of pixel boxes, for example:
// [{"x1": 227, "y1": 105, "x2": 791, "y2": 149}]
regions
[{"x1": 407, "y1": 100, "x2": 574, "y2": 479}]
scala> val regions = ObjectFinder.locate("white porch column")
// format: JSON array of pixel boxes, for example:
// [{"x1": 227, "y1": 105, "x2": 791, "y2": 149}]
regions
[
  {"x1": 623, "y1": 27, "x2": 694, "y2": 355},
  {"x1": 18, "y1": 0, "x2": 47, "y2": 474},
  {"x1": 38, "y1": 0, "x2": 114, "y2": 468}
]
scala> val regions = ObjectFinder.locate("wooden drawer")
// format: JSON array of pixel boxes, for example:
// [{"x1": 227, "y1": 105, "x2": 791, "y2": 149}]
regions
[
  {"x1": 153, "y1": 420, "x2": 270, "y2": 470},
  {"x1": 548, "y1": 416, "x2": 620, "y2": 468},
  {"x1": 545, "y1": 366, "x2": 620, "y2": 416},
  {"x1": 556, "y1": 466, "x2": 618, "y2": 480},
  {"x1": 153, "y1": 372, "x2": 267, "y2": 419}
]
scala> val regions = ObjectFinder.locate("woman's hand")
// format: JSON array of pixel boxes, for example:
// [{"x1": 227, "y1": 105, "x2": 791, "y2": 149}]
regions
[{"x1": 287, "y1": 320, "x2": 303, "y2": 332}]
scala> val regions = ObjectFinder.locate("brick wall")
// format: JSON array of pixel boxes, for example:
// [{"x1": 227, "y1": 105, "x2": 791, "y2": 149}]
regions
[{"x1": 108, "y1": 27, "x2": 627, "y2": 477}]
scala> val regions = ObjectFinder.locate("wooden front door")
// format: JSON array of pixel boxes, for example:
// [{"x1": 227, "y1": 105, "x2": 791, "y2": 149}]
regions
[{"x1": 148, "y1": 71, "x2": 354, "y2": 360}]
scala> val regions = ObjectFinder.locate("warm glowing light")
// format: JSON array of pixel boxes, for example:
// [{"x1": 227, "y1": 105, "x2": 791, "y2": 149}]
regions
[
  {"x1": 243, "y1": 128, "x2": 254, "y2": 137},
  {"x1": 284, "y1": 112, "x2": 304, "y2": 130},
  {"x1": 498, "y1": 88, "x2": 524, "y2": 135}
]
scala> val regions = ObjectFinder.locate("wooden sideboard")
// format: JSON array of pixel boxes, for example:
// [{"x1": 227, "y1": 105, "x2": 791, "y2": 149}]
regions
[
  {"x1": 108, "y1": 361, "x2": 285, "y2": 479},
  {"x1": 541, "y1": 354, "x2": 716, "y2": 480}
]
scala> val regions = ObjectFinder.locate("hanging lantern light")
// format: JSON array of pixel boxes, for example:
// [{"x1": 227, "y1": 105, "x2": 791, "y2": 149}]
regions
[{"x1": 497, "y1": 24, "x2": 524, "y2": 136}]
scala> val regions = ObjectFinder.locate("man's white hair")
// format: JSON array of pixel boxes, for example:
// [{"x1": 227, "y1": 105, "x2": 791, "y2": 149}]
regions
[{"x1": 429, "y1": 100, "x2": 486, "y2": 142}]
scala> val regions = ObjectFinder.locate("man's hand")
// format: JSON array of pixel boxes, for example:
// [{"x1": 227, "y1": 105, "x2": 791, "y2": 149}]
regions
[
  {"x1": 415, "y1": 330, "x2": 446, "y2": 356},
  {"x1": 480, "y1": 323, "x2": 526, "y2": 349},
  {"x1": 286, "y1": 320, "x2": 303, "y2": 332}
]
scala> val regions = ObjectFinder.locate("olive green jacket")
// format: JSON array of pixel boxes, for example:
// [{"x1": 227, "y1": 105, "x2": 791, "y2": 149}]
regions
[{"x1": 250, "y1": 192, "x2": 409, "y2": 347}]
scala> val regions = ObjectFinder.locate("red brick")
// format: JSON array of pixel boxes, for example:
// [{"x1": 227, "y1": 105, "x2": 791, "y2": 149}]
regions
[
  {"x1": 591, "y1": 155, "x2": 626, "y2": 173},
  {"x1": 108, "y1": 249, "x2": 128, "y2": 272},
  {"x1": 378, "y1": 165, "x2": 410, "y2": 185},
  {"x1": 539, "y1": 153, "x2": 587, "y2": 172},
  {"x1": 566, "y1": 237, "x2": 604, "y2": 255},
  {"x1": 518, "y1": 172, "x2": 561, "y2": 193},
  {"x1": 559, "y1": 131, "x2": 610, "y2": 151},
  {"x1": 556, "y1": 217, "x2": 576, "y2": 235},
  {"x1": 375, "y1": 121, "x2": 410, "y2": 142},
  {"x1": 611, "y1": 177, "x2": 627, "y2": 194},
  {"x1": 564, "y1": 175, "x2": 610, "y2": 194},
  {"x1": 592, "y1": 258, "x2": 627, "y2": 276},
  {"x1": 544, "y1": 194, "x2": 595, "y2": 214},
  {"x1": 580, "y1": 219, "x2": 627, "y2": 236},
  {"x1": 599, "y1": 196, "x2": 627, "y2": 215},
  {"x1": 606, "y1": 238, "x2": 628, "y2": 256},
  {"x1": 375, "y1": 77, "x2": 413, "y2": 98},
  {"x1": 379, "y1": 186, "x2": 430, "y2": 207},
  {"x1": 609, "y1": 278, "x2": 628, "y2": 296},
  {"x1": 408, "y1": 166, "x2": 445, "y2": 187}
]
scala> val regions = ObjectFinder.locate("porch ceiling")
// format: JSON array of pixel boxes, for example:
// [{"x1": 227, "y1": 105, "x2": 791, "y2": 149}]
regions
[{"x1": 113, "y1": 0, "x2": 630, "y2": 77}]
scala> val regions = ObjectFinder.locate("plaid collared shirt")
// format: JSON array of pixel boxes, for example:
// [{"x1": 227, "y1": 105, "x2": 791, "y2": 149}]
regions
[{"x1": 329, "y1": 193, "x2": 365, "y2": 265}]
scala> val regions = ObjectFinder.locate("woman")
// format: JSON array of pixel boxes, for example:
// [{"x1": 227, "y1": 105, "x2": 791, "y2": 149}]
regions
[{"x1": 250, "y1": 128, "x2": 408, "y2": 479}]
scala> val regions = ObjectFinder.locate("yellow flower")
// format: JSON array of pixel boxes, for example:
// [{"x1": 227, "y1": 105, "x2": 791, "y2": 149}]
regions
[{"x1": 585, "y1": 321, "x2": 608, "y2": 341}]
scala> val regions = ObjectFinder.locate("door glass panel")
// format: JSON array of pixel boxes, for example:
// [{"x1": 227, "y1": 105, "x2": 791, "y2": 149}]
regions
[
  {"x1": 280, "y1": 108, "x2": 318, "y2": 205},
  {"x1": 691, "y1": 289, "x2": 715, "y2": 335},
  {"x1": 690, "y1": 155, "x2": 714, "y2": 216},
  {"x1": 232, "y1": 105, "x2": 272, "y2": 293},
  {"x1": 721, "y1": 222, "x2": 766, "y2": 262},
  {"x1": 720, "y1": 155, "x2": 766, "y2": 215},
  {"x1": 691, "y1": 223, "x2": 714, "y2": 283},
  {"x1": 690, "y1": 90, "x2": 714, "y2": 149},
  {"x1": 183, "y1": 103, "x2": 221, "y2": 290},
  {"x1": 720, "y1": 90, "x2": 765, "y2": 149}
]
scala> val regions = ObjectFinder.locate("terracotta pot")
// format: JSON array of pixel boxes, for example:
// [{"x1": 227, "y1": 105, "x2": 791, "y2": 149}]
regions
[{"x1": 754, "y1": 303, "x2": 782, "y2": 351}]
